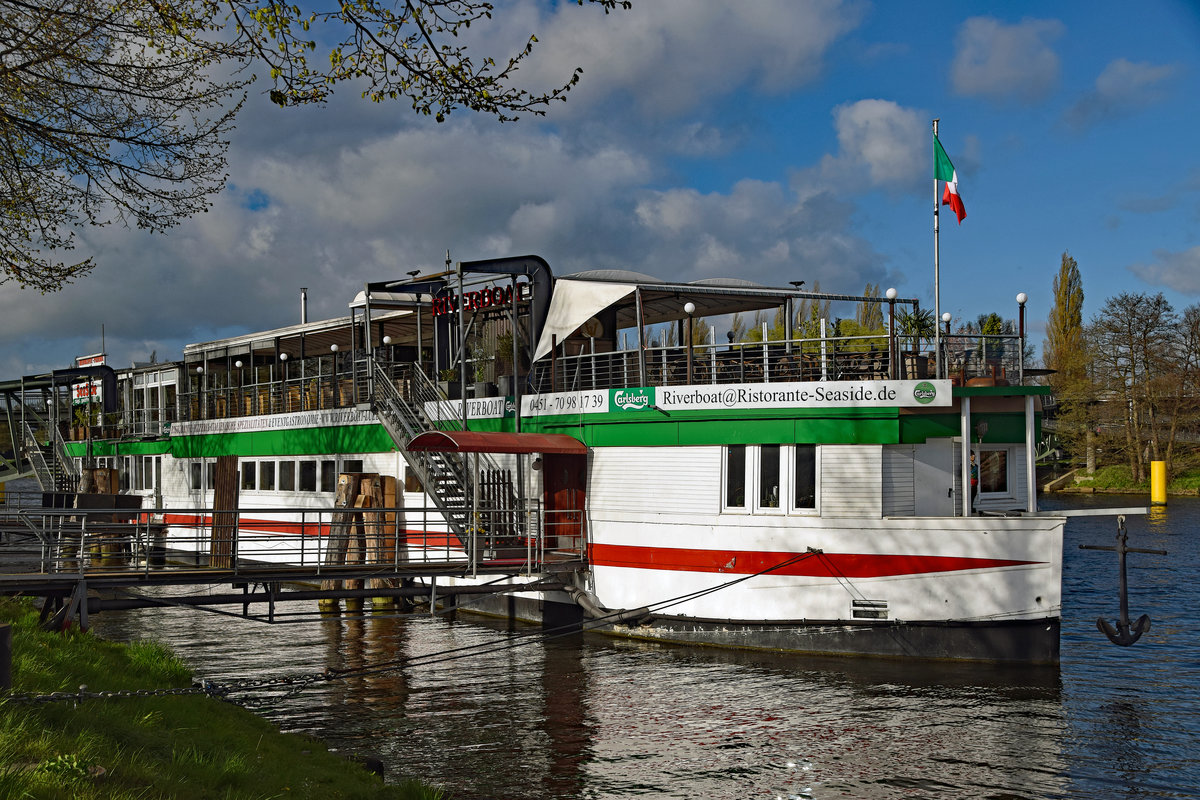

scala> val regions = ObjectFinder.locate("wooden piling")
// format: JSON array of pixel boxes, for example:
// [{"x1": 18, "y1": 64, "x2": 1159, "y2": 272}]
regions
[
  {"x1": 211, "y1": 456, "x2": 239, "y2": 569},
  {"x1": 320, "y1": 473, "x2": 362, "y2": 611}
]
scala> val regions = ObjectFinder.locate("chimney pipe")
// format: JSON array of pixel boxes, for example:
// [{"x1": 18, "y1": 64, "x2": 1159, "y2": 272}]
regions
[{"x1": 301, "y1": 287, "x2": 308, "y2": 324}]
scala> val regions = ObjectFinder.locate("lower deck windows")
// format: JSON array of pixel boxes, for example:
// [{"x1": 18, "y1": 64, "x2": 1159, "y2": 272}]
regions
[
  {"x1": 794, "y1": 444, "x2": 816, "y2": 509},
  {"x1": 299, "y1": 461, "x2": 317, "y2": 492},
  {"x1": 978, "y1": 448, "x2": 1009, "y2": 495},
  {"x1": 724, "y1": 444, "x2": 819, "y2": 515},
  {"x1": 185, "y1": 457, "x2": 374, "y2": 493},
  {"x1": 725, "y1": 445, "x2": 746, "y2": 508},
  {"x1": 259, "y1": 461, "x2": 276, "y2": 491},
  {"x1": 759, "y1": 445, "x2": 781, "y2": 508},
  {"x1": 279, "y1": 461, "x2": 295, "y2": 491}
]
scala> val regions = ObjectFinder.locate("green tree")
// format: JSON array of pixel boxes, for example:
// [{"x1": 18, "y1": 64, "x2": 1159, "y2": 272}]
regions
[
  {"x1": 856, "y1": 283, "x2": 884, "y2": 332},
  {"x1": 1, "y1": 0, "x2": 626, "y2": 291},
  {"x1": 1043, "y1": 252, "x2": 1094, "y2": 467}
]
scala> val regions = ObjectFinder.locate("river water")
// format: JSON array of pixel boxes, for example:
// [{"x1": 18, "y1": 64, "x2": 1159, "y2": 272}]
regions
[{"x1": 88, "y1": 495, "x2": 1200, "y2": 799}]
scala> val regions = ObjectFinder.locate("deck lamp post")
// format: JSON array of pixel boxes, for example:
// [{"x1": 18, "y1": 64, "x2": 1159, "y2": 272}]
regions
[
  {"x1": 684, "y1": 301, "x2": 695, "y2": 384},
  {"x1": 885, "y1": 287, "x2": 898, "y2": 379},
  {"x1": 279, "y1": 353, "x2": 289, "y2": 409},
  {"x1": 1016, "y1": 292, "x2": 1027, "y2": 385},
  {"x1": 330, "y1": 344, "x2": 339, "y2": 408},
  {"x1": 941, "y1": 312, "x2": 952, "y2": 379},
  {"x1": 234, "y1": 360, "x2": 244, "y2": 415},
  {"x1": 195, "y1": 366, "x2": 205, "y2": 420}
]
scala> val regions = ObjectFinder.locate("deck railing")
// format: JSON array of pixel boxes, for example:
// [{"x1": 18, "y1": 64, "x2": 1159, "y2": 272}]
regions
[
  {"x1": 4, "y1": 501, "x2": 584, "y2": 578},
  {"x1": 532, "y1": 332, "x2": 1025, "y2": 394},
  {"x1": 162, "y1": 329, "x2": 1026, "y2": 427}
]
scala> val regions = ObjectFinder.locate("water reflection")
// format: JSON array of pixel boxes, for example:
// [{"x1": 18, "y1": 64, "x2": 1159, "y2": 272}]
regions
[
  {"x1": 93, "y1": 605, "x2": 1069, "y2": 799},
  {"x1": 87, "y1": 496, "x2": 1200, "y2": 798}
]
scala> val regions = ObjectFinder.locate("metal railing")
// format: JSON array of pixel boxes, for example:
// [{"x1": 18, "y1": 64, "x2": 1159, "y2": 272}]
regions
[
  {"x1": 532, "y1": 332, "x2": 1026, "y2": 393},
  {"x1": 367, "y1": 361, "x2": 527, "y2": 559},
  {"x1": 4, "y1": 502, "x2": 583, "y2": 579}
]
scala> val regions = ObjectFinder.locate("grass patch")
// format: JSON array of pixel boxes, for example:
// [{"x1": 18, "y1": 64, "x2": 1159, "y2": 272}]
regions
[
  {"x1": 1, "y1": 598, "x2": 445, "y2": 799},
  {"x1": 1068, "y1": 464, "x2": 1200, "y2": 494}
]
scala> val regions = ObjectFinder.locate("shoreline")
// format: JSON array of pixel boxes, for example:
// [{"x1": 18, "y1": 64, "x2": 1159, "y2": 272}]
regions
[{"x1": 0, "y1": 597, "x2": 443, "y2": 799}]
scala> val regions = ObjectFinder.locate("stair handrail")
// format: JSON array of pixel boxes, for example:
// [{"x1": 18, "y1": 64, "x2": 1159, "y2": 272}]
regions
[
  {"x1": 369, "y1": 362, "x2": 473, "y2": 542},
  {"x1": 20, "y1": 420, "x2": 56, "y2": 491},
  {"x1": 49, "y1": 423, "x2": 81, "y2": 488},
  {"x1": 369, "y1": 361, "x2": 534, "y2": 567}
]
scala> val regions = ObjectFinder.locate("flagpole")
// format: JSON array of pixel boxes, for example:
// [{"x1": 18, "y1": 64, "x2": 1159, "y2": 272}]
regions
[{"x1": 932, "y1": 118, "x2": 942, "y2": 379}]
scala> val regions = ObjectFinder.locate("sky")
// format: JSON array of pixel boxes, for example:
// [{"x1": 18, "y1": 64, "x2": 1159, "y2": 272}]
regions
[{"x1": 3, "y1": 0, "x2": 1200, "y2": 375}]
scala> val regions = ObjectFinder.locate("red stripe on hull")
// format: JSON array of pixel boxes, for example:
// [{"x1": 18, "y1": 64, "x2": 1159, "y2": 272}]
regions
[{"x1": 589, "y1": 543, "x2": 1039, "y2": 577}]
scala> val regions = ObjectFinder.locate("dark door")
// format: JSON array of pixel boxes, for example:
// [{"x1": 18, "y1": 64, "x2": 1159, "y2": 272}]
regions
[{"x1": 542, "y1": 453, "x2": 587, "y2": 553}]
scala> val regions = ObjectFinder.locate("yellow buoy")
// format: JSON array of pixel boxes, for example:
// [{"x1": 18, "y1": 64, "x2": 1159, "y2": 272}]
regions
[{"x1": 1150, "y1": 460, "x2": 1167, "y2": 505}]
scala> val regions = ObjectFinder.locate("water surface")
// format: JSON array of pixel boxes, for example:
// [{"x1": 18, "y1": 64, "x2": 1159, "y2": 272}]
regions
[{"x1": 90, "y1": 495, "x2": 1200, "y2": 799}]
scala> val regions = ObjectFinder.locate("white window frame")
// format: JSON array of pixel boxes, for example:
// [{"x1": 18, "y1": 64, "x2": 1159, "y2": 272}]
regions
[
  {"x1": 789, "y1": 443, "x2": 821, "y2": 516},
  {"x1": 976, "y1": 444, "x2": 1016, "y2": 501},
  {"x1": 721, "y1": 444, "x2": 820, "y2": 516},
  {"x1": 753, "y1": 444, "x2": 786, "y2": 515},
  {"x1": 721, "y1": 444, "x2": 750, "y2": 514}
]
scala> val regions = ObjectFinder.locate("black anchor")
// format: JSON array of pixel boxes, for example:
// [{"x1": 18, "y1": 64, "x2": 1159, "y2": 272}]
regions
[{"x1": 1080, "y1": 514, "x2": 1166, "y2": 646}]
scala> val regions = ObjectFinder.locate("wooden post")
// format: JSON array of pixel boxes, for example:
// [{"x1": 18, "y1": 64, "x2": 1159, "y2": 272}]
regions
[
  {"x1": 320, "y1": 473, "x2": 361, "y2": 612},
  {"x1": 363, "y1": 476, "x2": 396, "y2": 610},
  {"x1": 211, "y1": 456, "x2": 239, "y2": 569}
]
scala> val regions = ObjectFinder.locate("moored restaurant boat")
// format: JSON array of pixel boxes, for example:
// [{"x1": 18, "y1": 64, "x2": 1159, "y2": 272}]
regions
[{"x1": 52, "y1": 255, "x2": 1069, "y2": 663}]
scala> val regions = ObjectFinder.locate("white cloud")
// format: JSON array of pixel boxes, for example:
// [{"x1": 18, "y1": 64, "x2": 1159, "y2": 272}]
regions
[
  {"x1": 951, "y1": 17, "x2": 1064, "y2": 103},
  {"x1": 516, "y1": 0, "x2": 866, "y2": 117},
  {"x1": 1063, "y1": 58, "x2": 1178, "y2": 131},
  {"x1": 0, "y1": 0, "x2": 891, "y2": 373},
  {"x1": 1129, "y1": 246, "x2": 1200, "y2": 295},
  {"x1": 832, "y1": 100, "x2": 926, "y2": 187},
  {"x1": 791, "y1": 99, "x2": 927, "y2": 195}
]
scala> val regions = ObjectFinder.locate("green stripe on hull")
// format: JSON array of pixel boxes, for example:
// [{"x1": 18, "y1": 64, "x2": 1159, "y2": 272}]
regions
[
  {"x1": 459, "y1": 406, "x2": 1034, "y2": 447},
  {"x1": 72, "y1": 404, "x2": 1038, "y2": 460},
  {"x1": 171, "y1": 424, "x2": 396, "y2": 458}
]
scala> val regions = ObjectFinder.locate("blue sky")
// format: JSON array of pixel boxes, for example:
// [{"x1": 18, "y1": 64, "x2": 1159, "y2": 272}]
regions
[{"x1": 2, "y1": 0, "x2": 1199, "y2": 374}]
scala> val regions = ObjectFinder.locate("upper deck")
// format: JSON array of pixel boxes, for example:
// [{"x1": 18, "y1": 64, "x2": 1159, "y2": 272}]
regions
[{"x1": 32, "y1": 266, "x2": 1043, "y2": 446}]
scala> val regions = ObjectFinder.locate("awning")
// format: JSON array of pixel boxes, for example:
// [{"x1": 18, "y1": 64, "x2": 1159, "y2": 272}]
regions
[
  {"x1": 532, "y1": 279, "x2": 636, "y2": 361},
  {"x1": 406, "y1": 430, "x2": 587, "y2": 455}
]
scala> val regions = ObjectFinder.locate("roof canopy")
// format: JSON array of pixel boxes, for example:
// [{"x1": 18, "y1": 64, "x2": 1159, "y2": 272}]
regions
[
  {"x1": 530, "y1": 275, "x2": 913, "y2": 362},
  {"x1": 406, "y1": 430, "x2": 587, "y2": 454}
]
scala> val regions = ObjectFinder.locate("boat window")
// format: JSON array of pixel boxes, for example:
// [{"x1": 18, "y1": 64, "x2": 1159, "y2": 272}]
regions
[
  {"x1": 205, "y1": 461, "x2": 214, "y2": 491},
  {"x1": 189, "y1": 462, "x2": 202, "y2": 491},
  {"x1": 725, "y1": 445, "x2": 746, "y2": 508},
  {"x1": 979, "y1": 448, "x2": 1009, "y2": 494},
  {"x1": 259, "y1": 461, "x2": 276, "y2": 491},
  {"x1": 794, "y1": 445, "x2": 816, "y2": 509},
  {"x1": 279, "y1": 460, "x2": 296, "y2": 491},
  {"x1": 299, "y1": 461, "x2": 317, "y2": 492},
  {"x1": 758, "y1": 445, "x2": 781, "y2": 508},
  {"x1": 344, "y1": 458, "x2": 364, "y2": 474},
  {"x1": 320, "y1": 460, "x2": 337, "y2": 492},
  {"x1": 241, "y1": 461, "x2": 256, "y2": 491}
]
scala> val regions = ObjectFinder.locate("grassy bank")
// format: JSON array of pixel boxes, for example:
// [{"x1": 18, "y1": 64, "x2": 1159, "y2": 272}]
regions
[
  {"x1": 0, "y1": 598, "x2": 442, "y2": 800},
  {"x1": 1050, "y1": 464, "x2": 1200, "y2": 495}
]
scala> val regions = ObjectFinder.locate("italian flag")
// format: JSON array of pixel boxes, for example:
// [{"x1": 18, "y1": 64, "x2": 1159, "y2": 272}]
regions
[{"x1": 934, "y1": 136, "x2": 966, "y2": 224}]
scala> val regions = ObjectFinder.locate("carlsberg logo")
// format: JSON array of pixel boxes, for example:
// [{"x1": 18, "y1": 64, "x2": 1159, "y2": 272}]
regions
[
  {"x1": 912, "y1": 381, "x2": 937, "y2": 404},
  {"x1": 613, "y1": 387, "x2": 653, "y2": 411}
]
